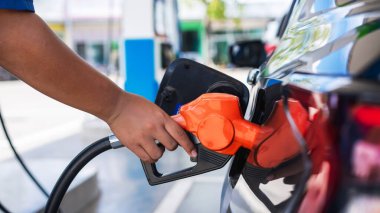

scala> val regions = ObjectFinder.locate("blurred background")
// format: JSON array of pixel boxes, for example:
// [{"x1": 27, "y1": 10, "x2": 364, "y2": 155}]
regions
[{"x1": 0, "y1": 0, "x2": 292, "y2": 212}]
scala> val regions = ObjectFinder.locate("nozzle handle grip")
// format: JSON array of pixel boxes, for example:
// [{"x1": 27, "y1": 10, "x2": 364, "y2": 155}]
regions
[{"x1": 141, "y1": 143, "x2": 231, "y2": 185}]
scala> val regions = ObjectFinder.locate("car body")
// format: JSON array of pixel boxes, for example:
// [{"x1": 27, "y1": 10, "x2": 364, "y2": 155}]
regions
[{"x1": 222, "y1": 0, "x2": 380, "y2": 212}]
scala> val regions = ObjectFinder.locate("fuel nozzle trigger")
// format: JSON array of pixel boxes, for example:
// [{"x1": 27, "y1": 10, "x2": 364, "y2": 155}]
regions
[
  {"x1": 142, "y1": 142, "x2": 231, "y2": 185},
  {"x1": 142, "y1": 93, "x2": 271, "y2": 185}
]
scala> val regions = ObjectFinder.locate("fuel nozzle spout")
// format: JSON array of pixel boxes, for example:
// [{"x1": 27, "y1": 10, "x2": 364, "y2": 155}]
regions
[{"x1": 172, "y1": 93, "x2": 273, "y2": 155}]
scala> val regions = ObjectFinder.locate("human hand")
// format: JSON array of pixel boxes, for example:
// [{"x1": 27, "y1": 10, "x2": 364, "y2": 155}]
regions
[{"x1": 106, "y1": 92, "x2": 197, "y2": 163}]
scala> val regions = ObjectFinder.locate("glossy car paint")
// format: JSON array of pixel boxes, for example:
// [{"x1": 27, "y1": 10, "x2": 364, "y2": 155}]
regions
[{"x1": 223, "y1": 0, "x2": 380, "y2": 212}]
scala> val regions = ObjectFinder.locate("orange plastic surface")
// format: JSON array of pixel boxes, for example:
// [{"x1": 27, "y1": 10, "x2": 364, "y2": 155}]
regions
[
  {"x1": 172, "y1": 93, "x2": 311, "y2": 169},
  {"x1": 172, "y1": 93, "x2": 272, "y2": 155},
  {"x1": 247, "y1": 100, "x2": 310, "y2": 168}
]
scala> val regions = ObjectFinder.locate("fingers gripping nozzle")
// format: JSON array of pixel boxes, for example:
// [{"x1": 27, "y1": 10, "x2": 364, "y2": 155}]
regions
[{"x1": 172, "y1": 93, "x2": 272, "y2": 155}]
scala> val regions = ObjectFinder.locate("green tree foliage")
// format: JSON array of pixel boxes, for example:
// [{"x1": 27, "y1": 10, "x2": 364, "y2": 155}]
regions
[
  {"x1": 179, "y1": 0, "x2": 227, "y2": 21},
  {"x1": 206, "y1": 0, "x2": 226, "y2": 21}
]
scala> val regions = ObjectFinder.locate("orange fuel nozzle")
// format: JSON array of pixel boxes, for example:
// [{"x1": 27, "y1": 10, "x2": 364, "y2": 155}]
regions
[{"x1": 172, "y1": 93, "x2": 273, "y2": 155}]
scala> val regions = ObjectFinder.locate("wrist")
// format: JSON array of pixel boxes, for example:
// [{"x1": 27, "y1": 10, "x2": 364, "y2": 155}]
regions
[{"x1": 103, "y1": 90, "x2": 129, "y2": 126}]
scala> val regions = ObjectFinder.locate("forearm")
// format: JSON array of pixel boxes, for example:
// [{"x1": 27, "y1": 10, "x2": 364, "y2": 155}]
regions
[
  {"x1": 0, "y1": 10, "x2": 196, "y2": 161},
  {"x1": 0, "y1": 10, "x2": 122, "y2": 122}
]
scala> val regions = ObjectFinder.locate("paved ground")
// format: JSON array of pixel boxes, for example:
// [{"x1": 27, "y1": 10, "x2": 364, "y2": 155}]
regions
[
  {"x1": 0, "y1": 81, "x2": 86, "y2": 161},
  {"x1": 0, "y1": 68, "x2": 251, "y2": 213}
]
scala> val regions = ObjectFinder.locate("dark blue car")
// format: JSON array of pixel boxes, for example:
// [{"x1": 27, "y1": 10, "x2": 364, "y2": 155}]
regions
[{"x1": 222, "y1": 0, "x2": 380, "y2": 212}]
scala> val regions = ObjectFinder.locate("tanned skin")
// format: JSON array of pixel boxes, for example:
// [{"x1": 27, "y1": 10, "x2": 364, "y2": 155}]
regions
[{"x1": 0, "y1": 10, "x2": 196, "y2": 162}]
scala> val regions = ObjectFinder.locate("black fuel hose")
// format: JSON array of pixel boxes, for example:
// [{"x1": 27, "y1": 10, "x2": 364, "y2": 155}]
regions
[
  {"x1": 0, "y1": 201, "x2": 11, "y2": 213},
  {"x1": 44, "y1": 136, "x2": 120, "y2": 213}
]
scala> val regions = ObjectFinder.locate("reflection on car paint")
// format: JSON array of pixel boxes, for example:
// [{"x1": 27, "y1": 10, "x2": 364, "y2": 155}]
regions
[
  {"x1": 288, "y1": 74, "x2": 351, "y2": 92},
  {"x1": 262, "y1": 0, "x2": 380, "y2": 77}
]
